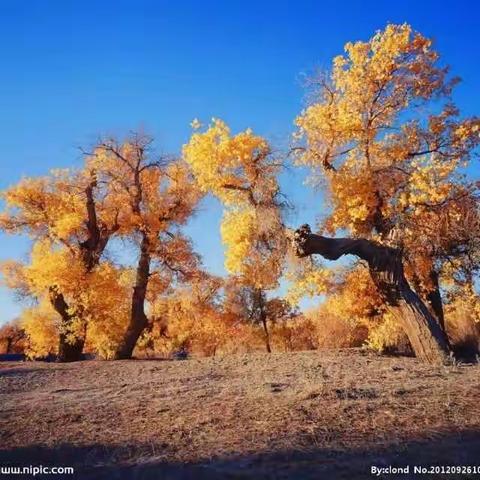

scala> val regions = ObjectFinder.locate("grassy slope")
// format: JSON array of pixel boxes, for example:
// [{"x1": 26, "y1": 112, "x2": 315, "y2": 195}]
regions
[{"x1": 1, "y1": 350, "x2": 480, "y2": 479}]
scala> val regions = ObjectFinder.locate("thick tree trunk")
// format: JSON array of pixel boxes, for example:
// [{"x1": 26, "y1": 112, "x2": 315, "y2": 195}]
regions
[
  {"x1": 294, "y1": 225, "x2": 452, "y2": 365},
  {"x1": 49, "y1": 179, "x2": 114, "y2": 362},
  {"x1": 425, "y1": 270, "x2": 446, "y2": 331},
  {"x1": 58, "y1": 332, "x2": 85, "y2": 363},
  {"x1": 49, "y1": 288, "x2": 85, "y2": 362},
  {"x1": 114, "y1": 234, "x2": 151, "y2": 359},
  {"x1": 411, "y1": 269, "x2": 446, "y2": 331}
]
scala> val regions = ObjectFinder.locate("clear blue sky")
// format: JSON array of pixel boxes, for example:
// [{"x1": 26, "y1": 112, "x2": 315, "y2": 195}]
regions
[{"x1": 1, "y1": 0, "x2": 479, "y2": 322}]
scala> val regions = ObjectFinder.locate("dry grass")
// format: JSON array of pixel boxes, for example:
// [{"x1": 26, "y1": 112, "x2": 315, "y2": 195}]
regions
[{"x1": 1, "y1": 350, "x2": 479, "y2": 479}]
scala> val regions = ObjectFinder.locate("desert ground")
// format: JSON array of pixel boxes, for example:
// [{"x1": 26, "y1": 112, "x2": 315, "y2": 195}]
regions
[{"x1": 1, "y1": 349, "x2": 480, "y2": 479}]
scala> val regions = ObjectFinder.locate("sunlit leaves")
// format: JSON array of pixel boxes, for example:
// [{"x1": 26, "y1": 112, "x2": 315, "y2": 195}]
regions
[
  {"x1": 291, "y1": 22, "x2": 480, "y2": 314},
  {"x1": 286, "y1": 261, "x2": 335, "y2": 306},
  {"x1": 184, "y1": 119, "x2": 286, "y2": 289},
  {"x1": 20, "y1": 298, "x2": 59, "y2": 359},
  {"x1": 0, "y1": 133, "x2": 202, "y2": 358}
]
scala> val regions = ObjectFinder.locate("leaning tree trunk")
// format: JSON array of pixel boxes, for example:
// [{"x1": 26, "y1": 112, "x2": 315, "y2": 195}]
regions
[
  {"x1": 294, "y1": 225, "x2": 452, "y2": 365},
  {"x1": 50, "y1": 288, "x2": 85, "y2": 362},
  {"x1": 114, "y1": 234, "x2": 151, "y2": 360}
]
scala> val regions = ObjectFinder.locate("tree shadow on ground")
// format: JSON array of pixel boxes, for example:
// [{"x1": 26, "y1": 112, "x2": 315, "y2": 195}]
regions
[
  {"x1": 1, "y1": 429, "x2": 479, "y2": 479},
  {"x1": 0, "y1": 367, "x2": 64, "y2": 378}
]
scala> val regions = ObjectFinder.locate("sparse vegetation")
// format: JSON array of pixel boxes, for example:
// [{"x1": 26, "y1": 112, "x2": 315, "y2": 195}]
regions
[{"x1": 1, "y1": 351, "x2": 479, "y2": 478}]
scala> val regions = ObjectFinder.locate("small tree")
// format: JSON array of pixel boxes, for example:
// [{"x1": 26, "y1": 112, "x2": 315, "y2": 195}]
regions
[
  {"x1": 184, "y1": 120, "x2": 288, "y2": 352},
  {"x1": 0, "y1": 319, "x2": 26, "y2": 354},
  {"x1": 147, "y1": 274, "x2": 231, "y2": 357}
]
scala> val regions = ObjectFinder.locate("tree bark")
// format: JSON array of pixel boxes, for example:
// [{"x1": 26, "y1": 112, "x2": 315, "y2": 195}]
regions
[
  {"x1": 50, "y1": 288, "x2": 85, "y2": 362},
  {"x1": 252, "y1": 288, "x2": 272, "y2": 353},
  {"x1": 425, "y1": 269, "x2": 446, "y2": 331},
  {"x1": 114, "y1": 233, "x2": 151, "y2": 359},
  {"x1": 50, "y1": 178, "x2": 115, "y2": 362},
  {"x1": 410, "y1": 269, "x2": 446, "y2": 332},
  {"x1": 294, "y1": 224, "x2": 452, "y2": 365},
  {"x1": 261, "y1": 314, "x2": 272, "y2": 354}
]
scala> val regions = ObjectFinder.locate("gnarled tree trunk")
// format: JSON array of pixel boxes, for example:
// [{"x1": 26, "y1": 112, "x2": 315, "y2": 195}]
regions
[
  {"x1": 114, "y1": 233, "x2": 151, "y2": 359},
  {"x1": 410, "y1": 269, "x2": 446, "y2": 332},
  {"x1": 294, "y1": 225, "x2": 452, "y2": 365},
  {"x1": 50, "y1": 288, "x2": 85, "y2": 362}
]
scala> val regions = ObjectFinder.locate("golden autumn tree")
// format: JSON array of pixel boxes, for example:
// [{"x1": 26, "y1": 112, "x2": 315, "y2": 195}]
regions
[
  {"x1": 143, "y1": 273, "x2": 236, "y2": 357},
  {"x1": 0, "y1": 318, "x2": 26, "y2": 355},
  {"x1": 310, "y1": 264, "x2": 408, "y2": 353},
  {"x1": 291, "y1": 23, "x2": 480, "y2": 364},
  {"x1": 1, "y1": 134, "x2": 201, "y2": 361},
  {"x1": 2, "y1": 243, "x2": 134, "y2": 360},
  {"x1": 88, "y1": 134, "x2": 201, "y2": 359},
  {"x1": 0, "y1": 167, "x2": 121, "y2": 361},
  {"x1": 18, "y1": 298, "x2": 59, "y2": 358},
  {"x1": 183, "y1": 119, "x2": 288, "y2": 352}
]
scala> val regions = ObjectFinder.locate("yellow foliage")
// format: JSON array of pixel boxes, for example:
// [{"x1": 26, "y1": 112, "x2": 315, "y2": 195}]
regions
[
  {"x1": 444, "y1": 286, "x2": 480, "y2": 354},
  {"x1": 146, "y1": 276, "x2": 234, "y2": 357},
  {"x1": 270, "y1": 316, "x2": 322, "y2": 351},
  {"x1": 286, "y1": 263, "x2": 334, "y2": 306},
  {"x1": 294, "y1": 22, "x2": 479, "y2": 254},
  {"x1": 1, "y1": 134, "x2": 203, "y2": 359},
  {"x1": 183, "y1": 119, "x2": 272, "y2": 205},
  {"x1": 0, "y1": 320, "x2": 26, "y2": 354},
  {"x1": 294, "y1": 264, "x2": 408, "y2": 353},
  {"x1": 304, "y1": 308, "x2": 368, "y2": 349},
  {"x1": 1, "y1": 26, "x2": 479, "y2": 361},
  {"x1": 365, "y1": 311, "x2": 407, "y2": 353},
  {"x1": 20, "y1": 299, "x2": 59, "y2": 359},
  {"x1": 26, "y1": 240, "x2": 86, "y2": 299},
  {"x1": 0, "y1": 173, "x2": 86, "y2": 241},
  {"x1": 82, "y1": 264, "x2": 132, "y2": 359},
  {"x1": 220, "y1": 208, "x2": 256, "y2": 274},
  {"x1": 184, "y1": 120, "x2": 286, "y2": 290},
  {"x1": 292, "y1": 22, "x2": 480, "y2": 345}
]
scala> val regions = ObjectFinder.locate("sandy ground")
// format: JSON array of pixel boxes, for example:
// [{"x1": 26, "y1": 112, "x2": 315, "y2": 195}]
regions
[{"x1": 1, "y1": 349, "x2": 480, "y2": 479}]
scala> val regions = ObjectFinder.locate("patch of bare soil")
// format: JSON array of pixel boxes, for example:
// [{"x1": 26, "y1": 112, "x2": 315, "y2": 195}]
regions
[{"x1": 1, "y1": 349, "x2": 479, "y2": 479}]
